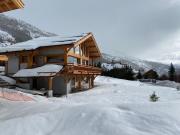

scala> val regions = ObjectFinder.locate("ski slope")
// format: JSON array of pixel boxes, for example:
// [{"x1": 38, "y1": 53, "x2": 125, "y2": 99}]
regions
[{"x1": 0, "y1": 76, "x2": 180, "y2": 135}]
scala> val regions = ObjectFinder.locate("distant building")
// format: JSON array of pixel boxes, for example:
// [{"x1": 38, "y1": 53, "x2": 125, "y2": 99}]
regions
[
  {"x1": 0, "y1": 33, "x2": 102, "y2": 96},
  {"x1": 143, "y1": 69, "x2": 159, "y2": 79}
]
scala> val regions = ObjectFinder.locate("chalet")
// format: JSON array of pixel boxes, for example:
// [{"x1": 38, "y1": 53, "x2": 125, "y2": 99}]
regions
[
  {"x1": 0, "y1": 0, "x2": 24, "y2": 64},
  {"x1": 0, "y1": 33, "x2": 102, "y2": 96},
  {"x1": 0, "y1": 0, "x2": 24, "y2": 13}
]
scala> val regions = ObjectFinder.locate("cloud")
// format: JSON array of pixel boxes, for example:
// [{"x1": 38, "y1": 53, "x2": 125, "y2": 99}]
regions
[{"x1": 5, "y1": 0, "x2": 180, "y2": 59}]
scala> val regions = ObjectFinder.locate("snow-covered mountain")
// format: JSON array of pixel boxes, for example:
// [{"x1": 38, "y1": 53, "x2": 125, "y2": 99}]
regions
[
  {"x1": 0, "y1": 14, "x2": 55, "y2": 47},
  {"x1": 101, "y1": 53, "x2": 175, "y2": 75},
  {"x1": 0, "y1": 14, "x2": 178, "y2": 75}
]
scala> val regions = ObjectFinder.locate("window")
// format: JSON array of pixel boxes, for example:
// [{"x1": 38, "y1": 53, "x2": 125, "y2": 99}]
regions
[
  {"x1": 47, "y1": 56, "x2": 64, "y2": 63},
  {"x1": 75, "y1": 46, "x2": 80, "y2": 55},
  {"x1": 69, "y1": 47, "x2": 75, "y2": 53},
  {"x1": 68, "y1": 56, "x2": 77, "y2": 64},
  {"x1": 77, "y1": 58, "x2": 81, "y2": 64},
  {"x1": 20, "y1": 56, "x2": 28, "y2": 63}
]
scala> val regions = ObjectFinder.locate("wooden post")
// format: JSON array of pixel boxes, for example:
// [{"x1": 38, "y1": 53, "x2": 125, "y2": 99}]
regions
[
  {"x1": 28, "y1": 53, "x2": 33, "y2": 68},
  {"x1": 91, "y1": 76, "x2": 94, "y2": 88},
  {"x1": 64, "y1": 48, "x2": 68, "y2": 66},
  {"x1": 88, "y1": 76, "x2": 91, "y2": 89},
  {"x1": 48, "y1": 77, "x2": 53, "y2": 97},
  {"x1": 77, "y1": 76, "x2": 81, "y2": 90},
  {"x1": 64, "y1": 75, "x2": 68, "y2": 98}
]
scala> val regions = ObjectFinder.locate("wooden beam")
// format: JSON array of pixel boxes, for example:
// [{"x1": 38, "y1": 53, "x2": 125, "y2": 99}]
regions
[
  {"x1": 27, "y1": 53, "x2": 33, "y2": 68},
  {"x1": 64, "y1": 48, "x2": 68, "y2": 65},
  {"x1": 48, "y1": 77, "x2": 54, "y2": 97}
]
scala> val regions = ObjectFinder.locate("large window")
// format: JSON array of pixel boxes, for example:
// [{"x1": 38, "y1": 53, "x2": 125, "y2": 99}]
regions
[
  {"x1": 68, "y1": 56, "x2": 78, "y2": 64},
  {"x1": 47, "y1": 56, "x2": 64, "y2": 63},
  {"x1": 75, "y1": 46, "x2": 80, "y2": 55},
  {"x1": 74, "y1": 46, "x2": 82, "y2": 55},
  {"x1": 69, "y1": 47, "x2": 74, "y2": 53}
]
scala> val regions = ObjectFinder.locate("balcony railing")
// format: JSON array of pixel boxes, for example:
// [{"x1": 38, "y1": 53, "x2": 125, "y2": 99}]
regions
[{"x1": 62, "y1": 64, "x2": 102, "y2": 75}]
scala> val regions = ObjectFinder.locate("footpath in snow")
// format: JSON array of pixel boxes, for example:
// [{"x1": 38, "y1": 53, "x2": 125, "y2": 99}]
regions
[{"x1": 0, "y1": 76, "x2": 180, "y2": 135}]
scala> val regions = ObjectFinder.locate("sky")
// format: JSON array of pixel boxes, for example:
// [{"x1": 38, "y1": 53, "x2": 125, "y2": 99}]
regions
[{"x1": 4, "y1": 0, "x2": 180, "y2": 61}]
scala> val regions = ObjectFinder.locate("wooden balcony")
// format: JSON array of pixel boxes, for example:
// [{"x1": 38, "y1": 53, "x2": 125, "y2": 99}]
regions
[{"x1": 62, "y1": 64, "x2": 102, "y2": 75}]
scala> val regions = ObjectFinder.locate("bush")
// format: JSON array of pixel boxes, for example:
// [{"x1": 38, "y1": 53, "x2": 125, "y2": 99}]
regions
[
  {"x1": 136, "y1": 70, "x2": 143, "y2": 80},
  {"x1": 150, "y1": 91, "x2": 159, "y2": 102},
  {"x1": 102, "y1": 65, "x2": 135, "y2": 80},
  {"x1": 168, "y1": 63, "x2": 176, "y2": 81}
]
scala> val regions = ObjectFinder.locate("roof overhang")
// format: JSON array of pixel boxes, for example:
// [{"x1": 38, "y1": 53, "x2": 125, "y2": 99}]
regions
[
  {"x1": 0, "y1": 0, "x2": 24, "y2": 13},
  {"x1": 0, "y1": 33, "x2": 102, "y2": 58},
  {"x1": 74, "y1": 33, "x2": 102, "y2": 58}
]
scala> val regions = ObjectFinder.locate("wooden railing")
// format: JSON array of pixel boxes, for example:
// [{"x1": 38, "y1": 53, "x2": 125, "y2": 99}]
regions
[{"x1": 62, "y1": 64, "x2": 102, "y2": 75}]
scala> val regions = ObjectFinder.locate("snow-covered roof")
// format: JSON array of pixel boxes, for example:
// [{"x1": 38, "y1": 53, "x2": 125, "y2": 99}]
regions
[
  {"x1": 0, "y1": 33, "x2": 88, "y2": 53},
  {"x1": 0, "y1": 75, "x2": 16, "y2": 85},
  {"x1": 13, "y1": 64, "x2": 63, "y2": 77}
]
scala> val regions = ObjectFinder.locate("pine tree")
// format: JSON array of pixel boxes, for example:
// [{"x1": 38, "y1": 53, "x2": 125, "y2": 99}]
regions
[
  {"x1": 136, "y1": 70, "x2": 142, "y2": 80},
  {"x1": 102, "y1": 65, "x2": 135, "y2": 80},
  {"x1": 168, "y1": 63, "x2": 176, "y2": 81},
  {"x1": 150, "y1": 91, "x2": 159, "y2": 102}
]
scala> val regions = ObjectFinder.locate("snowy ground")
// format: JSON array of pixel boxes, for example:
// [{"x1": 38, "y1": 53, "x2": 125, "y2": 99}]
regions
[{"x1": 0, "y1": 76, "x2": 180, "y2": 135}]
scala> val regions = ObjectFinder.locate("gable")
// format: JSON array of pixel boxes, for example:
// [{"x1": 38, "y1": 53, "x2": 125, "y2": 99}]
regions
[{"x1": 73, "y1": 33, "x2": 101, "y2": 58}]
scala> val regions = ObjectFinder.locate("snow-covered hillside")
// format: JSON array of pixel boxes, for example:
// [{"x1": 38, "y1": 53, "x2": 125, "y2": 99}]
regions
[
  {"x1": 0, "y1": 76, "x2": 180, "y2": 135},
  {"x1": 0, "y1": 15, "x2": 55, "y2": 47},
  {"x1": 101, "y1": 53, "x2": 174, "y2": 75}
]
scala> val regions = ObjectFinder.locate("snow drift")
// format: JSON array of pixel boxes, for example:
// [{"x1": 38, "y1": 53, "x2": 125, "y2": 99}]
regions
[{"x1": 0, "y1": 76, "x2": 180, "y2": 135}]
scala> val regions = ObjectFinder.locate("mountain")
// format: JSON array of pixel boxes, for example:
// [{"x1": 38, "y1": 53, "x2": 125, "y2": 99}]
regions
[
  {"x1": 0, "y1": 15, "x2": 178, "y2": 75},
  {"x1": 101, "y1": 53, "x2": 176, "y2": 75},
  {"x1": 0, "y1": 14, "x2": 55, "y2": 47}
]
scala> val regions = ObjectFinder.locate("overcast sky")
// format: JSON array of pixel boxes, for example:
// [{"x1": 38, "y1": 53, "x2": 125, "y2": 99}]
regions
[{"x1": 4, "y1": 0, "x2": 180, "y2": 60}]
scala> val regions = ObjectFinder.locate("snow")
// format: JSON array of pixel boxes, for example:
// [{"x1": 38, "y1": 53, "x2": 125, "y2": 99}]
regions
[
  {"x1": 0, "y1": 88, "x2": 33, "y2": 101},
  {"x1": 101, "y1": 63, "x2": 123, "y2": 70},
  {"x1": 0, "y1": 30, "x2": 15, "y2": 47},
  {"x1": 0, "y1": 76, "x2": 180, "y2": 135},
  {"x1": 147, "y1": 80, "x2": 180, "y2": 89},
  {"x1": 0, "y1": 33, "x2": 88, "y2": 53},
  {"x1": 0, "y1": 75, "x2": 16, "y2": 85},
  {"x1": 14, "y1": 64, "x2": 63, "y2": 77},
  {"x1": 0, "y1": 66, "x2": 4, "y2": 72}
]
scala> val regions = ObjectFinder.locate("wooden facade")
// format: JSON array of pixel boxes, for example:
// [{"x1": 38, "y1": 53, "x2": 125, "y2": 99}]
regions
[
  {"x1": 0, "y1": 0, "x2": 24, "y2": 13},
  {"x1": 1, "y1": 33, "x2": 102, "y2": 96}
]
